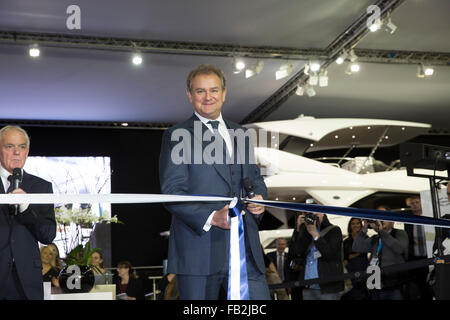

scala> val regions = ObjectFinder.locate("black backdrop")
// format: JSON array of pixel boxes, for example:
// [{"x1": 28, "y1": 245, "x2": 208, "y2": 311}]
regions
[{"x1": 23, "y1": 126, "x2": 171, "y2": 269}]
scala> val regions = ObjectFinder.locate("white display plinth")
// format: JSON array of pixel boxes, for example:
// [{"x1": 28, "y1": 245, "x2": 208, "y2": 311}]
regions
[
  {"x1": 44, "y1": 284, "x2": 115, "y2": 300},
  {"x1": 49, "y1": 291, "x2": 113, "y2": 300}
]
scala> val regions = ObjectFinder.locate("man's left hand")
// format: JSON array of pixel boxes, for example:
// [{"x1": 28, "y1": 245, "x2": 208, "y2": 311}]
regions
[{"x1": 246, "y1": 194, "x2": 265, "y2": 215}]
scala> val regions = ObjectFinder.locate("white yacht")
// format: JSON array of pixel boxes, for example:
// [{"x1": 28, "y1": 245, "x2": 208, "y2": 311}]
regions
[{"x1": 245, "y1": 115, "x2": 433, "y2": 251}]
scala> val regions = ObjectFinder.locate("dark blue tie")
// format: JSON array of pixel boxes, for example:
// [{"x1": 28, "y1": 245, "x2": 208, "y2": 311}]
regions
[
  {"x1": 208, "y1": 120, "x2": 220, "y2": 131},
  {"x1": 208, "y1": 121, "x2": 228, "y2": 161},
  {"x1": 7, "y1": 175, "x2": 14, "y2": 193}
]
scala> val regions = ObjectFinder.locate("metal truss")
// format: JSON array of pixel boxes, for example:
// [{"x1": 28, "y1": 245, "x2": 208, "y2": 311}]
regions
[
  {"x1": 0, "y1": 119, "x2": 171, "y2": 130},
  {"x1": 0, "y1": 30, "x2": 448, "y2": 65}
]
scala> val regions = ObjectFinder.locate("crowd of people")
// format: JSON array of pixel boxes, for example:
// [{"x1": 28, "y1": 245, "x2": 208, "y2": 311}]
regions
[
  {"x1": 39, "y1": 244, "x2": 145, "y2": 300},
  {"x1": 266, "y1": 189, "x2": 450, "y2": 300}
]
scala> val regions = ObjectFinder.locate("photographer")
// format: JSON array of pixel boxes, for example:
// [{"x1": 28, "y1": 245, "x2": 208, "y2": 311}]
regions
[
  {"x1": 352, "y1": 216, "x2": 408, "y2": 300},
  {"x1": 289, "y1": 211, "x2": 344, "y2": 300}
]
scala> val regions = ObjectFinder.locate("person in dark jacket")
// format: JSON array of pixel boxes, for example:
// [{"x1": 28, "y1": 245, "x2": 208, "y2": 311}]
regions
[
  {"x1": 289, "y1": 212, "x2": 344, "y2": 300},
  {"x1": 0, "y1": 125, "x2": 56, "y2": 300},
  {"x1": 352, "y1": 217, "x2": 408, "y2": 300},
  {"x1": 115, "y1": 261, "x2": 145, "y2": 300}
]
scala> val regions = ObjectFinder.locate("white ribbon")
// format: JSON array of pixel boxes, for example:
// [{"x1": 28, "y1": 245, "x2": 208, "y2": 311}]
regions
[{"x1": 0, "y1": 193, "x2": 232, "y2": 204}]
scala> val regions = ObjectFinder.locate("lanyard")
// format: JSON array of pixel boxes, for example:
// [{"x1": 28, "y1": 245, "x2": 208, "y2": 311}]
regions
[{"x1": 376, "y1": 238, "x2": 383, "y2": 256}]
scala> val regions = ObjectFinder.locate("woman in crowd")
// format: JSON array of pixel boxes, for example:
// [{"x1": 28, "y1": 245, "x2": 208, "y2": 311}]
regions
[
  {"x1": 341, "y1": 218, "x2": 369, "y2": 300},
  {"x1": 90, "y1": 250, "x2": 106, "y2": 274},
  {"x1": 40, "y1": 246, "x2": 61, "y2": 287},
  {"x1": 115, "y1": 261, "x2": 144, "y2": 300},
  {"x1": 48, "y1": 243, "x2": 65, "y2": 269}
]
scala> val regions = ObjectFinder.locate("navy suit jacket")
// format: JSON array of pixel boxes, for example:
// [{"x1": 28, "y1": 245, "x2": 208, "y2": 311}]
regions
[
  {"x1": 159, "y1": 115, "x2": 267, "y2": 276},
  {"x1": 0, "y1": 171, "x2": 56, "y2": 300}
]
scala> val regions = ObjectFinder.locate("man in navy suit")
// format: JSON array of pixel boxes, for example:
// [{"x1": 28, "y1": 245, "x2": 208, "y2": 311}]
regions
[
  {"x1": 159, "y1": 65, "x2": 270, "y2": 300},
  {"x1": 0, "y1": 126, "x2": 56, "y2": 300}
]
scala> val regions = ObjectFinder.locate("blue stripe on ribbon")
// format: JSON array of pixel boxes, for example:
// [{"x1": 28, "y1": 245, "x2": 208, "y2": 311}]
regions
[
  {"x1": 227, "y1": 199, "x2": 249, "y2": 300},
  {"x1": 245, "y1": 199, "x2": 450, "y2": 228}
]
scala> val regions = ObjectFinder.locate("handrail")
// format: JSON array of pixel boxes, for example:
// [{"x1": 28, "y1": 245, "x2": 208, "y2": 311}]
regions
[{"x1": 104, "y1": 265, "x2": 163, "y2": 271}]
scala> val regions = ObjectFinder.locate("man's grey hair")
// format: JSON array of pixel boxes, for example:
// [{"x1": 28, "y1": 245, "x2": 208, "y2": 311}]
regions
[{"x1": 0, "y1": 125, "x2": 31, "y2": 148}]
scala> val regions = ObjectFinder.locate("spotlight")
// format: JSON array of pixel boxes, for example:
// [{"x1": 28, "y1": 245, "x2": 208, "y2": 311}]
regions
[
  {"x1": 233, "y1": 58, "x2": 246, "y2": 74},
  {"x1": 29, "y1": 44, "x2": 40, "y2": 58},
  {"x1": 335, "y1": 50, "x2": 348, "y2": 65},
  {"x1": 310, "y1": 61, "x2": 321, "y2": 73},
  {"x1": 350, "y1": 63, "x2": 360, "y2": 73},
  {"x1": 304, "y1": 63, "x2": 310, "y2": 75},
  {"x1": 245, "y1": 60, "x2": 264, "y2": 79},
  {"x1": 295, "y1": 84, "x2": 304, "y2": 96},
  {"x1": 384, "y1": 17, "x2": 397, "y2": 34},
  {"x1": 417, "y1": 65, "x2": 425, "y2": 78},
  {"x1": 345, "y1": 62, "x2": 360, "y2": 75},
  {"x1": 305, "y1": 85, "x2": 316, "y2": 97},
  {"x1": 369, "y1": 21, "x2": 381, "y2": 32},
  {"x1": 424, "y1": 66, "x2": 434, "y2": 76},
  {"x1": 417, "y1": 64, "x2": 434, "y2": 78},
  {"x1": 275, "y1": 62, "x2": 293, "y2": 80},
  {"x1": 308, "y1": 73, "x2": 318, "y2": 86},
  {"x1": 319, "y1": 70, "x2": 328, "y2": 87},
  {"x1": 132, "y1": 53, "x2": 143, "y2": 65}
]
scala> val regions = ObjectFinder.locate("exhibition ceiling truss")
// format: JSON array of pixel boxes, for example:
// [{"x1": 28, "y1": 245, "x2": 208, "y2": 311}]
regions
[
  {"x1": 0, "y1": 30, "x2": 447, "y2": 65},
  {"x1": 1, "y1": 0, "x2": 449, "y2": 128}
]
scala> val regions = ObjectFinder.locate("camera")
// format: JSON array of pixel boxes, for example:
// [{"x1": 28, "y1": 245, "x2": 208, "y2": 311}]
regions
[
  {"x1": 304, "y1": 212, "x2": 319, "y2": 225},
  {"x1": 366, "y1": 219, "x2": 378, "y2": 229}
]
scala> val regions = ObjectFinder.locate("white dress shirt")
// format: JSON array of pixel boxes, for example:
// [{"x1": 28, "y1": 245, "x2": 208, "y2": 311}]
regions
[
  {"x1": 194, "y1": 112, "x2": 233, "y2": 157},
  {"x1": 0, "y1": 165, "x2": 29, "y2": 213}
]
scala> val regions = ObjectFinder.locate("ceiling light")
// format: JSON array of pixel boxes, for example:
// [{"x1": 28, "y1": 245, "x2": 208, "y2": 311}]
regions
[
  {"x1": 319, "y1": 70, "x2": 328, "y2": 87},
  {"x1": 233, "y1": 58, "x2": 246, "y2": 74},
  {"x1": 417, "y1": 65, "x2": 425, "y2": 78},
  {"x1": 245, "y1": 60, "x2": 264, "y2": 79},
  {"x1": 132, "y1": 54, "x2": 143, "y2": 65},
  {"x1": 417, "y1": 64, "x2": 434, "y2": 78},
  {"x1": 384, "y1": 17, "x2": 397, "y2": 34},
  {"x1": 310, "y1": 61, "x2": 321, "y2": 73},
  {"x1": 424, "y1": 66, "x2": 434, "y2": 76},
  {"x1": 295, "y1": 84, "x2": 304, "y2": 96},
  {"x1": 335, "y1": 50, "x2": 348, "y2": 65},
  {"x1": 308, "y1": 73, "x2": 318, "y2": 86},
  {"x1": 275, "y1": 62, "x2": 293, "y2": 80},
  {"x1": 304, "y1": 63, "x2": 310, "y2": 75},
  {"x1": 369, "y1": 21, "x2": 381, "y2": 32},
  {"x1": 345, "y1": 62, "x2": 360, "y2": 75},
  {"x1": 305, "y1": 85, "x2": 316, "y2": 97},
  {"x1": 29, "y1": 44, "x2": 40, "y2": 58},
  {"x1": 350, "y1": 63, "x2": 360, "y2": 73}
]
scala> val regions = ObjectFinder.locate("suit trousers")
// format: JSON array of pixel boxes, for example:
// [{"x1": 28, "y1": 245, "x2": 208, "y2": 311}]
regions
[{"x1": 177, "y1": 252, "x2": 270, "y2": 300}]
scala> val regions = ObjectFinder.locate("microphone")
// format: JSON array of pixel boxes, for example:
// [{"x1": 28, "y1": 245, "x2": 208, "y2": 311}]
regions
[
  {"x1": 243, "y1": 177, "x2": 255, "y2": 199},
  {"x1": 11, "y1": 168, "x2": 22, "y2": 215}
]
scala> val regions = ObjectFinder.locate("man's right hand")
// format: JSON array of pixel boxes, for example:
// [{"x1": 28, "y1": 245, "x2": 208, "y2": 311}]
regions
[{"x1": 211, "y1": 205, "x2": 231, "y2": 230}]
